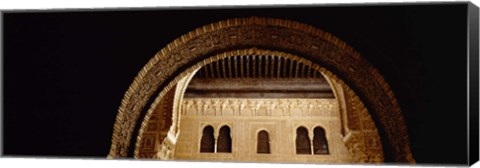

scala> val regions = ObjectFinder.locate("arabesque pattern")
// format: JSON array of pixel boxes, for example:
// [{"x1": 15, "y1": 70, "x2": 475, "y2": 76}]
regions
[{"x1": 108, "y1": 17, "x2": 414, "y2": 163}]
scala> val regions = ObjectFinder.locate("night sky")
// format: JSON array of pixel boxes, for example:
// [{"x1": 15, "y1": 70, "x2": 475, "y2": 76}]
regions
[{"x1": 2, "y1": 3, "x2": 473, "y2": 165}]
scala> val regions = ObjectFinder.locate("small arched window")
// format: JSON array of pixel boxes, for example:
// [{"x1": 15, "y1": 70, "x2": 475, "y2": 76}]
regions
[
  {"x1": 257, "y1": 130, "x2": 270, "y2": 154},
  {"x1": 313, "y1": 127, "x2": 329, "y2": 154},
  {"x1": 296, "y1": 127, "x2": 311, "y2": 154},
  {"x1": 200, "y1": 125, "x2": 215, "y2": 153},
  {"x1": 217, "y1": 126, "x2": 232, "y2": 153}
]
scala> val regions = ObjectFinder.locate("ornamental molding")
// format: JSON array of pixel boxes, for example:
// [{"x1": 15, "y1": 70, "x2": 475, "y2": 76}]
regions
[
  {"x1": 108, "y1": 17, "x2": 414, "y2": 163},
  {"x1": 182, "y1": 98, "x2": 338, "y2": 117}
]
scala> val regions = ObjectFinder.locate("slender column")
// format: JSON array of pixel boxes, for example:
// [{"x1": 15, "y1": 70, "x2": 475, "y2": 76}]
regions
[
  {"x1": 234, "y1": 56, "x2": 238, "y2": 78},
  {"x1": 240, "y1": 56, "x2": 244, "y2": 79},
  {"x1": 276, "y1": 57, "x2": 282, "y2": 79},
  {"x1": 264, "y1": 56, "x2": 270, "y2": 79},
  {"x1": 283, "y1": 58, "x2": 287, "y2": 79},
  {"x1": 246, "y1": 56, "x2": 250, "y2": 78},
  {"x1": 214, "y1": 138, "x2": 218, "y2": 153},
  {"x1": 311, "y1": 139, "x2": 314, "y2": 155},
  {"x1": 227, "y1": 57, "x2": 233, "y2": 79},
  {"x1": 252, "y1": 55, "x2": 256, "y2": 78}
]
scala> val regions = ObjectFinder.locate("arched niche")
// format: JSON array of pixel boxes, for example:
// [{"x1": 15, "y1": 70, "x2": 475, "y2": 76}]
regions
[
  {"x1": 257, "y1": 130, "x2": 270, "y2": 154},
  {"x1": 200, "y1": 125, "x2": 215, "y2": 153},
  {"x1": 108, "y1": 17, "x2": 414, "y2": 163}
]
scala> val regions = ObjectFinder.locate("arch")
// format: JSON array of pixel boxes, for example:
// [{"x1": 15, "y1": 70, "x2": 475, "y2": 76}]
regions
[
  {"x1": 296, "y1": 127, "x2": 311, "y2": 155},
  {"x1": 313, "y1": 126, "x2": 329, "y2": 155},
  {"x1": 217, "y1": 126, "x2": 232, "y2": 153},
  {"x1": 200, "y1": 125, "x2": 215, "y2": 153},
  {"x1": 257, "y1": 130, "x2": 270, "y2": 154},
  {"x1": 108, "y1": 17, "x2": 414, "y2": 163}
]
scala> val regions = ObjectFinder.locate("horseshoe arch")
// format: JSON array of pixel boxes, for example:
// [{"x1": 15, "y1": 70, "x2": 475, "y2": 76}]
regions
[{"x1": 108, "y1": 17, "x2": 415, "y2": 163}]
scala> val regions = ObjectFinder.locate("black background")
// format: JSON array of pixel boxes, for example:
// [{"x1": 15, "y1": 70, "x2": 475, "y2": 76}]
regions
[{"x1": 2, "y1": 3, "x2": 470, "y2": 164}]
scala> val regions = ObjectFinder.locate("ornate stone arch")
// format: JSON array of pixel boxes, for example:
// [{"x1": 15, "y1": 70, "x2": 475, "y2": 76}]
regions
[{"x1": 108, "y1": 17, "x2": 414, "y2": 163}]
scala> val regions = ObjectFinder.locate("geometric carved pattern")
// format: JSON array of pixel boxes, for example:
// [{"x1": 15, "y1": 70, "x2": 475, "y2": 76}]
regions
[
  {"x1": 183, "y1": 98, "x2": 338, "y2": 117},
  {"x1": 109, "y1": 17, "x2": 414, "y2": 163},
  {"x1": 136, "y1": 87, "x2": 176, "y2": 159},
  {"x1": 136, "y1": 71, "x2": 197, "y2": 159},
  {"x1": 340, "y1": 82, "x2": 384, "y2": 163}
]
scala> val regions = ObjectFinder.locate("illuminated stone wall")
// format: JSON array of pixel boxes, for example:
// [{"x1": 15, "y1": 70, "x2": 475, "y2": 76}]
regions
[
  {"x1": 136, "y1": 70, "x2": 384, "y2": 163},
  {"x1": 174, "y1": 98, "x2": 355, "y2": 163}
]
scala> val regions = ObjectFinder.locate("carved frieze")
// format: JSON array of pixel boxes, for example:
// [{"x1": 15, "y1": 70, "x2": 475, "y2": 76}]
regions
[
  {"x1": 109, "y1": 17, "x2": 413, "y2": 163},
  {"x1": 182, "y1": 98, "x2": 338, "y2": 117}
]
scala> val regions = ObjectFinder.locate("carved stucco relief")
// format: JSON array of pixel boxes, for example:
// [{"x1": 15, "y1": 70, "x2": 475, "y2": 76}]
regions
[{"x1": 109, "y1": 17, "x2": 414, "y2": 163}]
